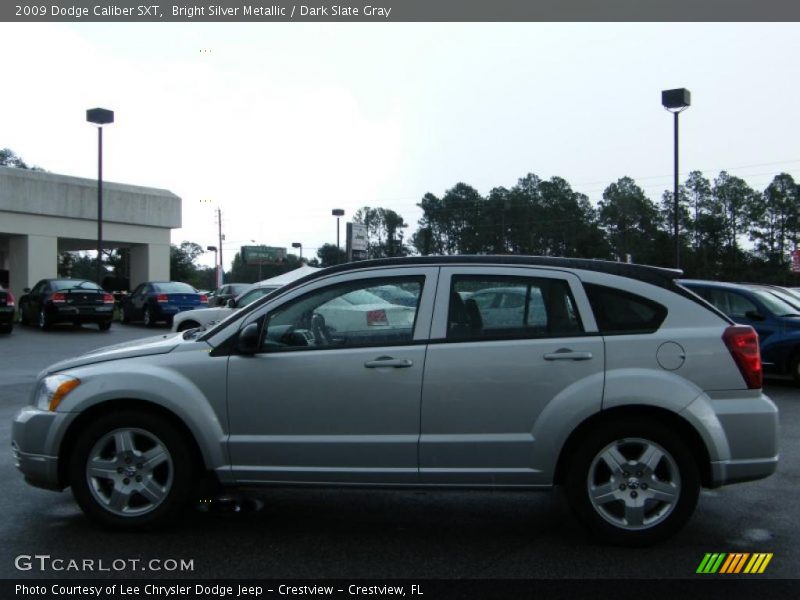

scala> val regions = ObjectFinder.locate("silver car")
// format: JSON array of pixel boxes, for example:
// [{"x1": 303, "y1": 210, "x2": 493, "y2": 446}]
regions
[{"x1": 11, "y1": 257, "x2": 779, "y2": 545}]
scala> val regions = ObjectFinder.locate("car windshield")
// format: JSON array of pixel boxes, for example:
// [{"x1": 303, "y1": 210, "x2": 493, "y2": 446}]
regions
[
  {"x1": 51, "y1": 280, "x2": 102, "y2": 291},
  {"x1": 751, "y1": 289, "x2": 800, "y2": 316},
  {"x1": 338, "y1": 289, "x2": 388, "y2": 306},
  {"x1": 757, "y1": 287, "x2": 800, "y2": 310},
  {"x1": 237, "y1": 286, "x2": 279, "y2": 307},
  {"x1": 152, "y1": 282, "x2": 197, "y2": 294}
]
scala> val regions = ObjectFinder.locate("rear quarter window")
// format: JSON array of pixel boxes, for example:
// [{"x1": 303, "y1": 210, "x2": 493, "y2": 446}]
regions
[{"x1": 584, "y1": 283, "x2": 667, "y2": 335}]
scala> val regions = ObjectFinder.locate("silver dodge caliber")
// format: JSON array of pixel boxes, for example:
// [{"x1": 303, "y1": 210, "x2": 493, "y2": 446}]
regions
[{"x1": 12, "y1": 257, "x2": 779, "y2": 545}]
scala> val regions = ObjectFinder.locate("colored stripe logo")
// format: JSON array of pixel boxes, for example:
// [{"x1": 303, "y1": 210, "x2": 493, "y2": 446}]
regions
[{"x1": 696, "y1": 553, "x2": 773, "y2": 574}]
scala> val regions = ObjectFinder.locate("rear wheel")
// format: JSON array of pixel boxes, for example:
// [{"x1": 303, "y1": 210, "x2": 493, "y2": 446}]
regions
[
  {"x1": 98, "y1": 320, "x2": 112, "y2": 331},
  {"x1": 0, "y1": 322, "x2": 11, "y2": 334},
  {"x1": 565, "y1": 418, "x2": 699, "y2": 546},
  {"x1": 69, "y1": 411, "x2": 195, "y2": 529},
  {"x1": 38, "y1": 307, "x2": 51, "y2": 330},
  {"x1": 790, "y1": 353, "x2": 800, "y2": 384}
]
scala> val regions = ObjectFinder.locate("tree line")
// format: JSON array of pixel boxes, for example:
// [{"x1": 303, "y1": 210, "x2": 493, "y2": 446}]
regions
[
  {"x1": 5, "y1": 147, "x2": 799, "y2": 285},
  {"x1": 353, "y1": 170, "x2": 800, "y2": 283}
]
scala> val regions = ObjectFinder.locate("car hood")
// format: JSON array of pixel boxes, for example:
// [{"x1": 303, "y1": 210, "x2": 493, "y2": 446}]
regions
[{"x1": 42, "y1": 332, "x2": 186, "y2": 375}]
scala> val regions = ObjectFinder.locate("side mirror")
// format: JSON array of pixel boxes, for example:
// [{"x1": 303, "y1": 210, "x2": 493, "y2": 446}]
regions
[
  {"x1": 744, "y1": 310, "x2": 765, "y2": 322},
  {"x1": 23, "y1": 288, "x2": 31, "y2": 293},
  {"x1": 227, "y1": 298, "x2": 236, "y2": 308},
  {"x1": 237, "y1": 323, "x2": 261, "y2": 354}
]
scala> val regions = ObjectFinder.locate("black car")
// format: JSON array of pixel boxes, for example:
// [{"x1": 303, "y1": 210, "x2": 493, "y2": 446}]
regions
[
  {"x1": 119, "y1": 281, "x2": 208, "y2": 327},
  {"x1": 0, "y1": 285, "x2": 15, "y2": 334},
  {"x1": 18, "y1": 279, "x2": 115, "y2": 331},
  {"x1": 209, "y1": 283, "x2": 249, "y2": 307}
]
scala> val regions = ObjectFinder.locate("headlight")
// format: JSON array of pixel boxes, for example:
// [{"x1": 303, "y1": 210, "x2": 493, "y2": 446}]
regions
[{"x1": 36, "y1": 374, "x2": 81, "y2": 412}]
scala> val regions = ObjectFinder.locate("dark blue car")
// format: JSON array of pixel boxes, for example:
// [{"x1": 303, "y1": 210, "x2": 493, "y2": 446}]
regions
[
  {"x1": 119, "y1": 281, "x2": 207, "y2": 327},
  {"x1": 681, "y1": 279, "x2": 800, "y2": 382}
]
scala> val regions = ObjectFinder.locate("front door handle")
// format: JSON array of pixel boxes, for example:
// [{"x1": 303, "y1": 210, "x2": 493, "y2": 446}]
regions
[
  {"x1": 543, "y1": 349, "x2": 593, "y2": 361},
  {"x1": 364, "y1": 356, "x2": 413, "y2": 369}
]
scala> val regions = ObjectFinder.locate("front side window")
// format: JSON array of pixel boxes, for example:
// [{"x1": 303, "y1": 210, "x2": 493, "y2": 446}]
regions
[
  {"x1": 448, "y1": 276, "x2": 582, "y2": 340},
  {"x1": 260, "y1": 277, "x2": 423, "y2": 351}
]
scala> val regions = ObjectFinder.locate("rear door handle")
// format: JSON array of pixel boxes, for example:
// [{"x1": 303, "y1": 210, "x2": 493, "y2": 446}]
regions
[
  {"x1": 543, "y1": 349, "x2": 593, "y2": 361},
  {"x1": 364, "y1": 356, "x2": 413, "y2": 369}
]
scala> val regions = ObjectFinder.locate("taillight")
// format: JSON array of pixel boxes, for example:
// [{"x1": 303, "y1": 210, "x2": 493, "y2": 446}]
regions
[
  {"x1": 722, "y1": 325, "x2": 762, "y2": 389},
  {"x1": 5, "y1": 292, "x2": 14, "y2": 307},
  {"x1": 103, "y1": 294, "x2": 115, "y2": 304},
  {"x1": 366, "y1": 309, "x2": 388, "y2": 326},
  {"x1": 51, "y1": 292, "x2": 66, "y2": 303},
  {"x1": 157, "y1": 294, "x2": 169, "y2": 303},
  {"x1": 199, "y1": 294, "x2": 208, "y2": 304}
]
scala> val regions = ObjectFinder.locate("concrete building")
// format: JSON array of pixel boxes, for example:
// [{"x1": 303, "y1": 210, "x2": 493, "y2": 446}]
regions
[{"x1": 0, "y1": 166, "x2": 181, "y2": 294}]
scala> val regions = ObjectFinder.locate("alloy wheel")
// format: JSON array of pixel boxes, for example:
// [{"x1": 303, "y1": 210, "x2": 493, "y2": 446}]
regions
[
  {"x1": 586, "y1": 437, "x2": 680, "y2": 531},
  {"x1": 85, "y1": 428, "x2": 173, "y2": 517}
]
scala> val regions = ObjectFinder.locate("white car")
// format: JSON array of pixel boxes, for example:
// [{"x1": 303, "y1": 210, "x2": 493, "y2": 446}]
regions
[
  {"x1": 172, "y1": 266, "x2": 320, "y2": 332},
  {"x1": 171, "y1": 284, "x2": 280, "y2": 331}
]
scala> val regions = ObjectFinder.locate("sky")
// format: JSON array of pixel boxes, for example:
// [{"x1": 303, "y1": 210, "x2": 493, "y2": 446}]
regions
[{"x1": 2, "y1": 22, "x2": 799, "y2": 270}]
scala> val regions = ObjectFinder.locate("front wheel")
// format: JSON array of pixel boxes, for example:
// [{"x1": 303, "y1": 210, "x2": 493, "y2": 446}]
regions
[
  {"x1": 143, "y1": 307, "x2": 155, "y2": 328},
  {"x1": 69, "y1": 411, "x2": 195, "y2": 529},
  {"x1": 565, "y1": 418, "x2": 699, "y2": 546}
]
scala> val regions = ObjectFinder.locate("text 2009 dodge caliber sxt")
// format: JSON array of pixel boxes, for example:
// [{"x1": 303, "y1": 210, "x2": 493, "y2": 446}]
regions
[{"x1": 12, "y1": 256, "x2": 779, "y2": 546}]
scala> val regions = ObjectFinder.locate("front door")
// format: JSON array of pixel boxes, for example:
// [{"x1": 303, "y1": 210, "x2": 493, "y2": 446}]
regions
[{"x1": 225, "y1": 268, "x2": 438, "y2": 484}]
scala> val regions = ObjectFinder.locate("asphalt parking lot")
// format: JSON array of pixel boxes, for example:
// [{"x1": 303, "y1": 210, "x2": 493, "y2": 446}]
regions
[{"x1": 0, "y1": 322, "x2": 798, "y2": 581}]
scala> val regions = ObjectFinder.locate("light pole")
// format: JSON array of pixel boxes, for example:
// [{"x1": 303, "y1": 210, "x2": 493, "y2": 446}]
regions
[
  {"x1": 86, "y1": 107, "x2": 114, "y2": 286},
  {"x1": 661, "y1": 88, "x2": 691, "y2": 269},
  {"x1": 292, "y1": 242, "x2": 303, "y2": 260},
  {"x1": 206, "y1": 246, "x2": 218, "y2": 290},
  {"x1": 332, "y1": 209, "x2": 345, "y2": 262}
]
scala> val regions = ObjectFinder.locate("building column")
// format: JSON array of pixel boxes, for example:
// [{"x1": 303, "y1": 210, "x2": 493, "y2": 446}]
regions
[
  {"x1": 129, "y1": 243, "x2": 170, "y2": 289},
  {"x1": 8, "y1": 234, "x2": 57, "y2": 294}
]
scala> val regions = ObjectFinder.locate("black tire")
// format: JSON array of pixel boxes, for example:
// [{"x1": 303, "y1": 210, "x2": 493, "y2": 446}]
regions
[
  {"x1": 565, "y1": 418, "x2": 700, "y2": 546},
  {"x1": 38, "y1": 307, "x2": 51, "y2": 330},
  {"x1": 19, "y1": 307, "x2": 29, "y2": 326},
  {"x1": 177, "y1": 320, "x2": 199, "y2": 332},
  {"x1": 68, "y1": 410, "x2": 195, "y2": 530},
  {"x1": 119, "y1": 306, "x2": 130, "y2": 324},
  {"x1": 0, "y1": 322, "x2": 12, "y2": 334},
  {"x1": 790, "y1": 353, "x2": 800, "y2": 385},
  {"x1": 143, "y1": 307, "x2": 156, "y2": 328},
  {"x1": 98, "y1": 320, "x2": 112, "y2": 331}
]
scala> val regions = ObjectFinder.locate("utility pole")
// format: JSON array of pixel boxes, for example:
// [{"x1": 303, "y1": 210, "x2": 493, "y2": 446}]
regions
[{"x1": 217, "y1": 207, "x2": 224, "y2": 287}]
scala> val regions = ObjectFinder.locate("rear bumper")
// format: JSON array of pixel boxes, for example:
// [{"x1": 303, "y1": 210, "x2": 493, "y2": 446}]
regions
[
  {"x1": 50, "y1": 305, "x2": 113, "y2": 322},
  {"x1": 0, "y1": 308, "x2": 15, "y2": 324},
  {"x1": 682, "y1": 391, "x2": 779, "y2": 487}
]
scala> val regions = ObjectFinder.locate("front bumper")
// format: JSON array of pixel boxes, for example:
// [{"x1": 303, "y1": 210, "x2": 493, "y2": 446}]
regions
[{"x1": 12, "y1": 407, "x2": 74, "y2": 491}]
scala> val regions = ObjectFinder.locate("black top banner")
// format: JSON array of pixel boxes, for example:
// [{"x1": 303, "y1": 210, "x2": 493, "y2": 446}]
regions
[{"x1": 3, "y1": 0, "x2": 800, "y2": 22}]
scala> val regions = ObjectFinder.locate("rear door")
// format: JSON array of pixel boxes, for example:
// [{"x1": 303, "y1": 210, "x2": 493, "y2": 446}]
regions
[{"x1": 419, "y1": 266, "x2": 604, "y2": 486}]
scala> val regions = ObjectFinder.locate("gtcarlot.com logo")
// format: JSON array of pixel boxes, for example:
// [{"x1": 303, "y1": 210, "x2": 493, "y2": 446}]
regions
[{"x1": 696, "y1": 552, "x2": 773, "y2": 574}]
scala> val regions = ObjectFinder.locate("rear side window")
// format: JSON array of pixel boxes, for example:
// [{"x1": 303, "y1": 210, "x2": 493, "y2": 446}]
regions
[
  {"x1": 584, "y1": 283, "x2": 667, "y2": 335},
  {"x1": 448, "y1": 276, "x2": 583, "y2": 341}
]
